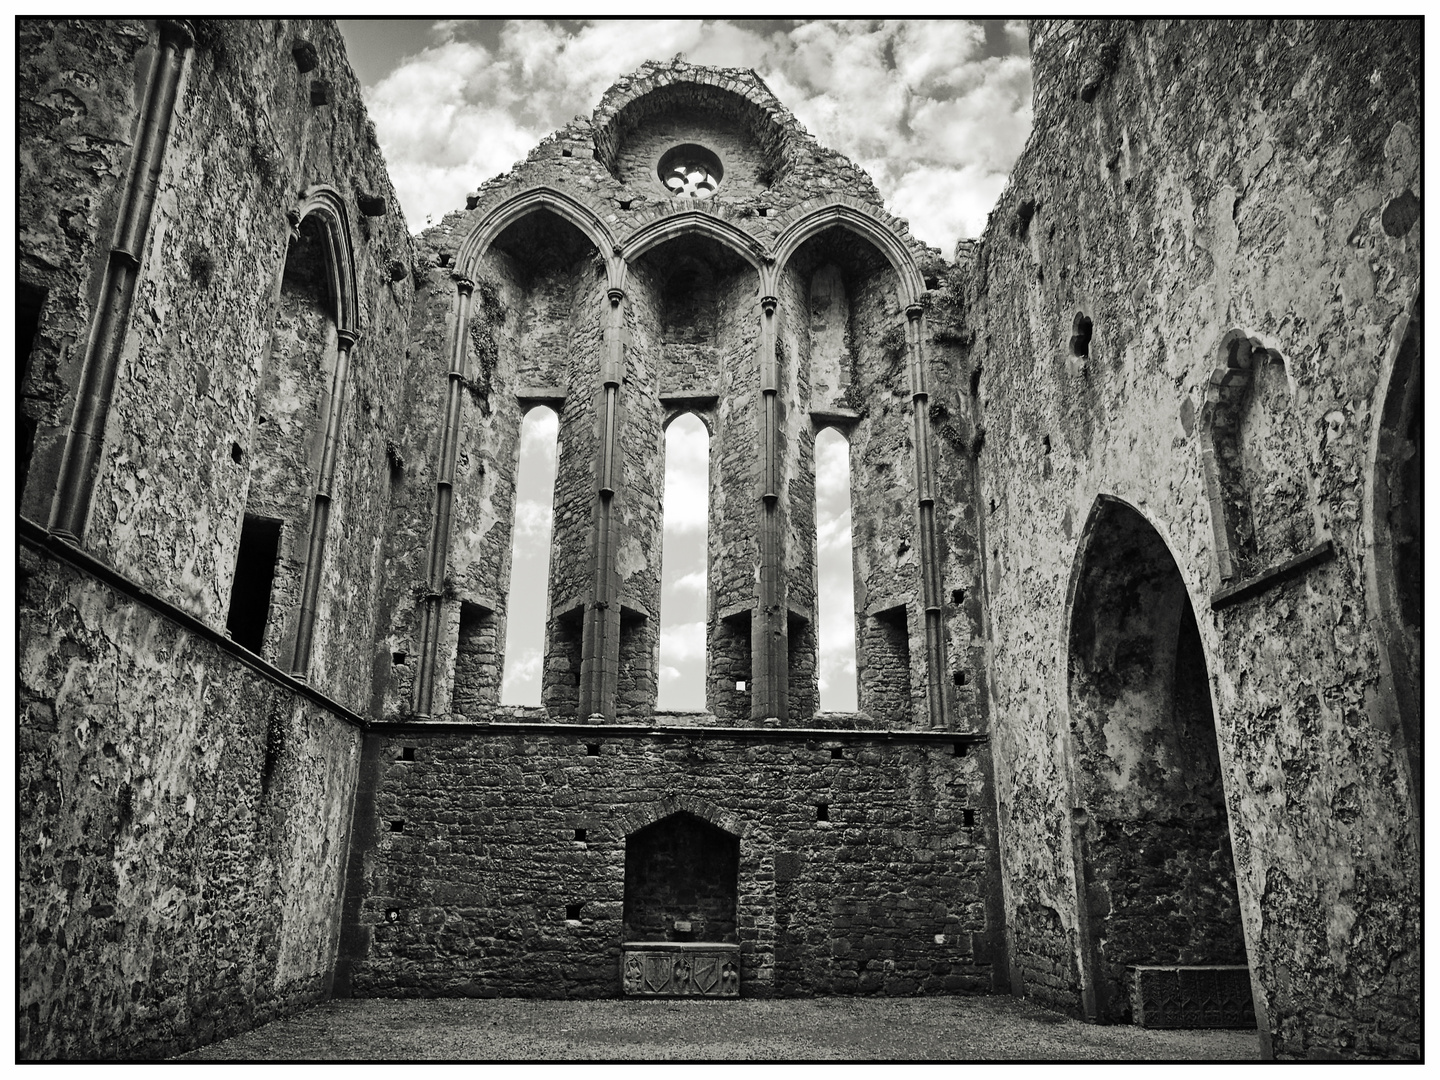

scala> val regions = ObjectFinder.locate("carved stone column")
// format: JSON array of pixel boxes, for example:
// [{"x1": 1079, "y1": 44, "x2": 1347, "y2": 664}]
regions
[
  {"x1": 753, "y1": 293, "x2": 788, "y2": 722},
  {"x1": 291, "y1": 325, "x2": 360, "y2": 678},
  {"x1": 578, "y1": 286, "x2": 628, "y2": 720},
  {"x1": 906, "y1": 301, "x2": 948, "y2": 727},
  {"x1": 413, "y1": 276, "x2": 474, "y2": 717},
  {"x1": 50, "y1": 20, "x2": 194, "y2": 542}
]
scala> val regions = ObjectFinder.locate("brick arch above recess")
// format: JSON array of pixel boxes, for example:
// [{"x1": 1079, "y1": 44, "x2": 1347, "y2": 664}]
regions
[{"x1": 616, "y1": 793, "x2": 749, "y2": 839}]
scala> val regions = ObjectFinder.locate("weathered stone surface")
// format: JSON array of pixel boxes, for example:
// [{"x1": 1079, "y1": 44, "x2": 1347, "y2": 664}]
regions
[
  {"x1": 17, "y1": 546, "x2": 362, "y2": 1059},
  {"x1": 944, "y1": 17, "x2": 1422, "y2": 1060},
  {"x1": 17, "y1": 17, "x2": 1422, "y2": 1064}
]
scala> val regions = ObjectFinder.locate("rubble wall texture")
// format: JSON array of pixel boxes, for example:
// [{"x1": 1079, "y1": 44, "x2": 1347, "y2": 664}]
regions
[
  {"x1": 19, "y1": 18, "x2": 415, "y2": 714},
  {"x1": 341, "y1": 732, "x2": 993, "y2": 998},
  {"x1": 17, "y1": 548, "x2": 362, "y2": 1059},
  {"x1": 16, "y1": 18, "x2": 413, "y2": 1059},
  {"x1": 957, "y1": 18, "x2": 1421, "y2": 1059}
]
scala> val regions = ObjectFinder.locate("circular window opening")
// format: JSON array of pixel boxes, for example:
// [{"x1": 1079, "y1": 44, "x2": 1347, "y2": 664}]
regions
[{"x1": 658, "y1": 144, "x2": 723, "y2": 200}]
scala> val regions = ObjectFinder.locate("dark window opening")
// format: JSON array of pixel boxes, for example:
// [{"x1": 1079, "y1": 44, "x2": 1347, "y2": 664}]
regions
[
  {"x1": 953, "y1": 742, "x2": 969, "y2": 758},
  {"x1": 830, "y1": 747, "x2": 844, "y2": 760},
  {"x1": 566, "y1": 902, "x2": 584, "y2": 920},
  {"x1": 226, "y1": 515, "x2": 282, "y2": 654},
  {"x1": 399, "y1": 746, "x2": 416, "y2": 762},
  {"x1": 586, "y1": 743, "x2": 601, "y2": 757},
  {"x1": 963, "y1": 809, "x2": 976, "y2": 828},
  {"x1": 388, "y1": 820, "x2": 405, "y2": 833},
  {"x1": 816, "y1": 803, "x2": 829, "y2": 822},
  {"x1": 574, "y1": 828, "x2": 588, "y2": 842},
  {"x1": 951, "y1": 588, "x2": 966, "y2": 605},
  {"x1": 392, "y1": 651, "x2": 407, "y2": 665},
  {"x1": 1070, "y1": 312, "x2": 1093, "y2": 357},
  {"x1": 954, "y1": 670, "x2": 968, "y2": 686}
]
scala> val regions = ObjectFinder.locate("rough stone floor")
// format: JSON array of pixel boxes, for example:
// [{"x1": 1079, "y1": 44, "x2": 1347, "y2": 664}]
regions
[{"x1": 177, "y1": 996, "x2": 1261, "y2": 1061}]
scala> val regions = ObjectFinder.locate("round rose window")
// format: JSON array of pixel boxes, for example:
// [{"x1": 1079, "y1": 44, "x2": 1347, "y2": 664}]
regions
[{"x1": 658, "y1": 144, "x2": 723, "y2": 200}]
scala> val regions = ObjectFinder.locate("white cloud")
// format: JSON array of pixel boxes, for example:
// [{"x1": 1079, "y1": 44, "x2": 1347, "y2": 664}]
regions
[{"x1": 360, "y1": 19, "x2": 1031, "y2": 248}]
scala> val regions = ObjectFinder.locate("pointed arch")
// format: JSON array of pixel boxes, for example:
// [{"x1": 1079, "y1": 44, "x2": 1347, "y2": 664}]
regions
[
  {"x1": 1062, "y1": 493, "x2": 1256, "y2": 1026},
  {"x1": 620, "y1": 209, "x2": 767, "y2": 275},
  {"x1": 769, "y1": 200, "x2": 926, "y2": 305},
  {"x1": 289, "y1": 184, "x2": 361, "y2": 334},
  {"x1": 615, "y1": 793, "x2": 748, "y2": 839},
  {"x1": 456, "y1": 186, "x2": 623, "y2": 289}
]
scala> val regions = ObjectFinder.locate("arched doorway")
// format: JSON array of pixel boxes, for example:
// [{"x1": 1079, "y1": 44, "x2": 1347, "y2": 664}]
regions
[{"x1": 1066, "y1": 497, "x2": 1254, "y2": 1026}]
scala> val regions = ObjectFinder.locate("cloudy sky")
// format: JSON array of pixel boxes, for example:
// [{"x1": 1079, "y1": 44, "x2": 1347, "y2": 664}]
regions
[
  {"x1": 336, "y1": 20, "x2": 1034, "y2": 710},
  {"x1": 338, "y1": 18, "x2": 1033, "y2": 249}
]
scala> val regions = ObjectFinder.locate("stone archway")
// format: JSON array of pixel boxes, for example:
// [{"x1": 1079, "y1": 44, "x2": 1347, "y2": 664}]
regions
[
  {"x1": 620, "y1": 808, "x2": 741, "y2": 997},
  {"x1": 1066, "y1": 497, "x2": 1254, "y2": 1027}
]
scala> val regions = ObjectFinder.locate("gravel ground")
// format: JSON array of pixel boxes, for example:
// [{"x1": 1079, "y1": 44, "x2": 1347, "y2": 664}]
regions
[{"x1": 178, "y1": 996, "x2": 1261, "y2": 1061}]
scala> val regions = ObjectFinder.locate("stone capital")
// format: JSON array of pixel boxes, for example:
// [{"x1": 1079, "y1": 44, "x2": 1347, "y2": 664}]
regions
[
  {"x1": 760, "y1": 295, "x2": 779, "y2": 316},
  {"x1": 453, "y1": 276, "x2": 476, "y2": 296}
]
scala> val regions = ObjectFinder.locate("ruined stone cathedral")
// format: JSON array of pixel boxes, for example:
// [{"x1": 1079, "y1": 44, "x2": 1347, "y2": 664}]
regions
[{"x1": 17, "y1": 18, "x2": 1421, "y2": 1060}]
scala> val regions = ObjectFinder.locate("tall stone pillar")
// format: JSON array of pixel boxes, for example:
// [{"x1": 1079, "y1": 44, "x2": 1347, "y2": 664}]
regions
[
  {"x1": 753, "y1": 293, "x2": 788, "y2": 722},
  {"x1": 906, "y1": 301, "x2": 948, "y2": 727},
  {"x1": 413, "y1": 276, "x2": 474, "y2": 717},
  {"x1": 578, "y1": 286, "x2": 627, "y2": 720}
]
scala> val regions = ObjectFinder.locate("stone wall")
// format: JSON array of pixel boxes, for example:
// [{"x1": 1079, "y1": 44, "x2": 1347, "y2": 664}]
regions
[
  {"x1": 17, "y1": 18, "x2": 412, "y2": 1059},
  {"x1": 955, "y1": 18, "x2": 1421, "y2": 1059},
  {"x1": 17, "y1": 544, "x2": 363, "y2": 1059},
  {"x1": 340, "y1": 730, "x2": 994, "y2": 999}
]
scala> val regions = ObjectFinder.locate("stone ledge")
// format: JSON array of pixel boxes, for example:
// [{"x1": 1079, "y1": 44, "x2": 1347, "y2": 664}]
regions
[{"x1": 1209, "y1": 540, "x2": 1335, "y2": 610}]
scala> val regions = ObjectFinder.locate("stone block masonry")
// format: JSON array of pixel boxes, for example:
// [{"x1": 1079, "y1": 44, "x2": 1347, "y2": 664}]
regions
[{"x1": 341, "y1": 729, "x2": 994, "y2": 999}]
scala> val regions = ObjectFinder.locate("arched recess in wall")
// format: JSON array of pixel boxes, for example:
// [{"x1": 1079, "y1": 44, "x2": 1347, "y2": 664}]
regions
[
  {"x1": 657, "y1": 412, "x2": 710, "y2": 711},
  {"x1": 1064, "y1": 495, "x2": 1255, "y2": 1027},
  {"x1": 417, "y1": 193, "x2": 612, "y2": 720},
  {"x1": 499, "y1": 405, "x2": 560, "y2": 707},
  {"x1": 814, "y1": 426, "x2": 858, "y2": 712},
  {"x1": 1365, "y1": 292, "x2": 1422, "y2": 818},
  {"x1": 228, "y1": 187, "x2": 359, "y2": 673},
  {"x1": 781, "y1": 221, "x2": 923, "y2": 725},
  {"x1": 631, "y1": 229, "x2": 762, "y2": 724},
  {"x1": 1198, "y1": 331, "x2": 1320, "y2": 584}
]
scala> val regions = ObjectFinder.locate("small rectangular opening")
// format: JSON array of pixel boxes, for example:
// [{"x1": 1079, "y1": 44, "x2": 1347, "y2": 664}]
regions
[
  {"x1": 388, "y1": 820, "x2": 405, "y2": 833},
  {"x1": 226, "y1": 515, "x2": 283, "y2": 654},
  {"x1": 963, "y1": 809, "x2": 976, "y2": 829},
  {"x1": 574, "y1": 828, "x2": 587, "y2": 842},
  {"x1": 954, "y1": 670, "x2": 968, "y2": 686},
  {"x1": 399, "y1": 746, "x2": 416, "y2": 762},
  {"x1": 736, "y1": 680, "x2": 746, "y2": 692},
  {"x1": 830, "y1": 747, "x2": 844, "y2": 760},
  {"x1": 586, "y1": 743, "x2": 601, "y2": 757},
  {"x1": 953, "y1": 742, "x2": 968, "y2": 758},
  {"x1": 951, "y1": 588, "x2": 965, "y2": 605},
  {"x1": 816, "y1": 804, "x2": 829, "y2": 822},
  {"x1": 392, "y1": 651, "x2": 407, "y2": 665},
  {"x1": 566, "y1": 902, "x2": 584, "y2": 920}
]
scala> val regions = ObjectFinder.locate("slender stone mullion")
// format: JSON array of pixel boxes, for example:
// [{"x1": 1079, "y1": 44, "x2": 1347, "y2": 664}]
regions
[
  {"x1": 50, "y1": 20, "x2": 194, "y2": 542},
  {"x1": 579, "y1": 287, "x2": 627, "y2": 721},
  {"x1": 290, "y1": 328, "x2": 358, "y2": 679},
  {"x1": 753, "y1": 294, "x2": 787, "y2": 722},
  {"x1": 413, "y1": 278, "x2": 474, "y2": 717},
  {"x1": 907, "y1": 302, "x2": 948, "y2": 728}
]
